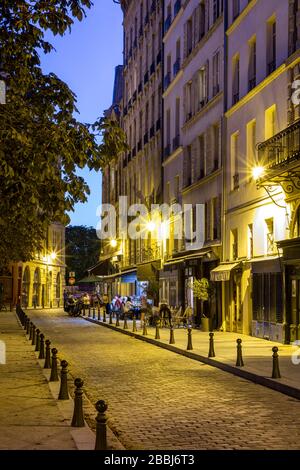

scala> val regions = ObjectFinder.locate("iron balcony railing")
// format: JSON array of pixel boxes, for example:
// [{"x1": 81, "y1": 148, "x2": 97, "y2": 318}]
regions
[{"x1": 257, "y1": 119, "x2": 300, "y2": 170}]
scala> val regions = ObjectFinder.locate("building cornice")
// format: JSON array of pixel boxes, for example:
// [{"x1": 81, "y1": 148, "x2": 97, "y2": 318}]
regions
[
  {"x1": 182, "y1": 92, "x2": 223, "y2": 132},
  {"x1": 226, "y1": 0, "x2": 257, "y2": 36},
  {"x1": 181, "y1": 168, "x2": 222, "y2": 195},
  {"x1": 163, "y1": 6, "x2": 184, "y2": 43},
  {"x1": 162, "y1": 146, "x2": 183, "y2": 167},
  {"x1": 163, "y1": 70, "x2": 183, "y2": 99}
]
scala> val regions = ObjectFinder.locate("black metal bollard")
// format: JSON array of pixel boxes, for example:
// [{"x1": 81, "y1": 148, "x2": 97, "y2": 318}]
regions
[
  {"x1": 39, "y1": 334, "x2": 45, "y2": 359},
  {"x1": 93, "y1": 307, "x2": 96, "y2": 319},
  {"x1": 23, "y1": 315, "x2": 28, "y2": 330},
  {"x1": 143, "y1": 321, "x2": 147, "y2": 336},
  {"x1": 29, "y1": 322, "x2": 33, "y2": 341},
  {"x1": 35, "y1": 329, "x2": 40, "y2": 352},
  {"x1": 26, "y1": 318, "x2": 30, "y2": 335},
  {"x1": 123, "y1": 315, "x2": 128, "y2": 330},
  {"x1": 71, "y1": 378, "x2": 85, "y2": 427},
  {"x1": 272, "y1": 346, "x2": 281, "y2": 379},
  {"x1": 208, "y1": 332, "x2": 216, "y2": 358},
  {"x1": 31, "y1": 324, "x2": 36, "y2": 346},
  {"x1": 88, "y1": 307, "x2": 91, "y2": 317},
  {"x1": 58, "y1": 360, "x2": 69, "y2": 400},
  {"x1": 132, "y1": 316, "x2": 137, "y2": 332},
  {"x1": 236, "y1": 338, "x2": 244, "y2": 367},
  {"x1": 116, "y1": 313, "x2": 120, "y2": 327},
  {"x1": 155, "y1": 321, "x2": 160, "y2": 340},
  {"x1": 97, "y1": 305, "x2": 100, "y2": 319},
  {"x1": 50, "y1": 348, "x2": 59, "y2": 382},
  {"x1": 103, "y1": 309, "x2": 106, "y2": 323},
  {"x1": 187, "y1": 327, "x2": 193, "y2": 350},
  {"x1": 169, "y1": 325, "x2": 175, "y2": 344},
  {"x1": 95, "y1": 400, "x2": 108, "y2": 450},
  {"x1": 44, "y1": 339, "x2": 51, "y2": 369},
  {"x1": 109, "y1": 312, "x2": 113, "y2": 325}
]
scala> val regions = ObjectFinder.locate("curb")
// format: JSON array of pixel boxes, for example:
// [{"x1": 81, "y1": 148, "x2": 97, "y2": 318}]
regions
[{"x1": 83, "y1": 316, "x2": 300, "y2": 401}]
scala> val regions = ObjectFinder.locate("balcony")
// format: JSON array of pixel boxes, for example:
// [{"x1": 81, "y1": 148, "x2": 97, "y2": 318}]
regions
[
  {"x1": 233, "y1": 173, "x2": 239, "y2": 190},
  {"x1": 164, "y1": 15, "x2": 172, "y2": 34},
  {"x1": 164, "y1": 144, "x2": 171, "y2": 160},
  {"x1": 174, "y1": 0, "x2": 181, "y2": 16},
  {"x1": 173, "y1": 135, "x2": 180, "y2": 152},
  {"x1": 138, "y1": 81, "x2": 142, "y2": 94},
  {"x1": 156, "y1": 118, "x2": 161, "y2": 132},
  {"x1": 173, "y1": 57, "x2": 181, "y2": 77},
  {"x1": 257, "y1": 120, "x2": 300, "y2": 174},
  {"x1": 144, "y1": 132, "x2": 149, "y2": 145},
  {"x1": 144, "y1": 71, "x2": 149, "y2": 85},
  {"x1": 248, "y1": 77, "x2": 256, "y2": 92},
  {"x1": 150, "y1": 61, "x2": 155, "y2": 76},
  {"x1": 164, "y1": 72, "x2": 171, "y2": 90},
  {"x1": 267, "y1": 59, "x2": 276, "y2": 75},
  {"x1": 156, "y1": 50, "x2": 162, "y2": 65},
  {"x1": 150, "y1": 125, "x2": 155, "y2": 139}
]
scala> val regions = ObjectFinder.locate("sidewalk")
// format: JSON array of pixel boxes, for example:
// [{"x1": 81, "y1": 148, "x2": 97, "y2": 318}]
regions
[
  {"x1": 0, "y1": 311, "x2": 93, "y2": 450},
  {"x1": 84, "y1": 313, "x2": 300, "y2": 399}
]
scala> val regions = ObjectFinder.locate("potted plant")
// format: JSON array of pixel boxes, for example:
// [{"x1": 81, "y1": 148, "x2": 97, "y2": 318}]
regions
[{"x1": 190, "y1": 277, "x2": 213, "y2": 332}]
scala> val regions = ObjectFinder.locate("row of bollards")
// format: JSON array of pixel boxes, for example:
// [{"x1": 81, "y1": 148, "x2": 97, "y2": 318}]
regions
[{"x1": 16, "y1": 306, "x2": 109, "y2": 450}]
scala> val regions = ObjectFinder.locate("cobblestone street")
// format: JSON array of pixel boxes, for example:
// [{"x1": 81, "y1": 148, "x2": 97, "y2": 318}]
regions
[{"x1": 27, "y1": 309, "x2": 300, "y2": 450}]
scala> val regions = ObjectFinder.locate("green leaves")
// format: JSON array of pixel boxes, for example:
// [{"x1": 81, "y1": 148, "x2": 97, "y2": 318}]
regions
[{"x1": 0, "y1": 0, "x2": 127, "y2": 268}]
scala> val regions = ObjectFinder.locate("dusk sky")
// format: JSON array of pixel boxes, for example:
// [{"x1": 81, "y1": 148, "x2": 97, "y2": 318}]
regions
[{"x1": 40, "y1": 0, "x2": 123, "y2": 228}]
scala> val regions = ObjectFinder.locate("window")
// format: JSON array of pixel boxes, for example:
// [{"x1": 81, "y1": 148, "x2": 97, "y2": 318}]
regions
[
  {"x1": 213, "y1": 123, "x2": 220, "y2": 170},
  {"x1": 175, "y1": 97, "x2": 180, "y2": 141},
  {"x1": 198, "y1": 134, "x2": 205, "y2": 179},
  {"x1": 212, "y1": 196, "x2": 221, "y2": 240},
  {"x1": 248, "y1": 224, "x2": 253, "y2": 259},
  {"x1": 265, "y1": 105, "x2": 276, "y2": 140},
  {"x1": 212, "y1": 51, "x2": 220, "y2": 96},
  {"x1": 198, "y1": 66, "x2": 207, "y2": 108},
  {"x1": 232, "y1": 55, "x2": 240, "y2": 105},
  {"x1": 187, "y1": 17, "x2": 193, "y2": 56},
  {"x1": 186, "y1": 81, "x2": 193, "y2": 120},
  {"x1": 166, "y1": 108, "x2": 171, "y2": 149},
  {"x1": 265, "y1": 218, "x2": 274, "y2": 254},
  {"x1": 248, "y1": 37, "x2": 256, "y2": 91},
  {"x1": 233, "y1": 0, "x2": 240, "y2": 21},
  {"x1": 231, "y1": 132, "x2": 239, "y2": 190},
  {"x1": 267, "y1": 19, "x2": 276, "y2": 75},
  {"x1": 184, "y1": 145, "x2": 192, "y2": 187},
  {"x1": 199, "y1": 1, "x2": 206, "y2": 39},
  {"x1": 231, "y1": 229, "x2": 238, "y2": 260},
  {"x1": 213, "y1": 0, "x2": 222, "y2": 23},
  {"x1": 246, "y1": 119, "x2": 256, "y2": 170}
]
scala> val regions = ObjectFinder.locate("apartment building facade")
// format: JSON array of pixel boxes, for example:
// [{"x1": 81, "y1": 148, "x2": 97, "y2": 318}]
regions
[
  {"x1": 220, "y1": 0, "x2": 300, "y2": 342},
  {"x1": 160, "y1": 0, "x2": 224, "y2": 328}
]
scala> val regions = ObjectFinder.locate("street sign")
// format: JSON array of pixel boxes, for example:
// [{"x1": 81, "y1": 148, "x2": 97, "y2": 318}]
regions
[{"x1": 69, "y1": 277, "x2": 76, "y2": 285}]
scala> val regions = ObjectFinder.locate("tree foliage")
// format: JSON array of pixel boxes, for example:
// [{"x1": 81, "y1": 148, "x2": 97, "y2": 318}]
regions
[
  {"x1": 0, "y1": 1, "x2": 127, "y2": 268},
  {"x1": 65, "y1": 225, "x2": 100, "y2": 282}
]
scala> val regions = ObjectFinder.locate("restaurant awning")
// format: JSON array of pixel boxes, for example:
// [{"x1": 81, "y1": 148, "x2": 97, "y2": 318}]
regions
[
  {"x1": 210, "y1": 262, "x2": 241, "y2": 282},
  {"x1": 78, "y1": 275, "x2": 101, "y2": 284},
  {"x1": 137, "y1": 261, "x2": 161, "y2": 282}
]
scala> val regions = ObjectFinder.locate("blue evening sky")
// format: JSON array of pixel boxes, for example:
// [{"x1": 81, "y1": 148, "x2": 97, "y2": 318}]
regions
[{"x1": 40, "y1": 0, "x2": 123, "y2": 228}]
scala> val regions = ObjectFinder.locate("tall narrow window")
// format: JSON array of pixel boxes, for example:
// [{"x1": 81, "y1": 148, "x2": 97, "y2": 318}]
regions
[
  {"x1": 166, "y1": 109, "x2": 171, "y2": 153},
  {"x1": 198, "y1": 66, "x2": 207, "y2": 108},
  {"x1": 213, "y1": 123, "x2": 220, "y2": 171},
  {"x1": 232, "y1": 55, "x2": 240, "y2": 105},
  {"x1": 213, "y1": 0, "x2": 222, "y2": 23},
  {"x1": 199, "y1": 1, "x2": 206, "y2": 39},
  {"x1": 231, "y1": 132, "x2": 239, "y2": 190},
  {"x1": 265, "y1": 105, "x2": 276, "y2": 140},
  {"x1": 198, "y1": 134, "x2": 205, "y2": 179},
  {"x1": 233, "y1": 0, "x2": 240, "y2": 21},
  {"x1": 187, "y1": 18, "x2": 193, "y2": 55},
  {"x1": 246, "y1": 119, "x2": 256, "y2": 170},
  {"x1": 231, "y1": 229, "x2": 238, "y2": 260},
  {"x1": 267, "y1": 19, "x2": 276, "y2": 75},
  {"x1": 175, "y1": 97, "x2": 180, "y2": 148},
  {"x1": 212, "y1": 51, "x2": 220, "y2": 96},
  {"x1": 248, "y1": 37, "x2": 256, "y2": 91}
]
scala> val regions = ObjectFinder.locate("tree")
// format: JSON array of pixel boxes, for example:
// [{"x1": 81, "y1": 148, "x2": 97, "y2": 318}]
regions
[
  {"x1": 65, "y1": 225, "x2": 100, "y2": 283},
  {"x1": 0, "y1": 1, "x2": 127, "y2": 268}
]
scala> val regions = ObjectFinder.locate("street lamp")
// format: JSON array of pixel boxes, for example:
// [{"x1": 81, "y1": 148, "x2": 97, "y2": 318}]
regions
[
  {"x1": 252, "y1": 166, "x2": 265, "y2": 180},
  {"x1": 110, "y1": 239, "x2": 118, "y2": 248},
  {"x1": 146, "y1": 220, "x2": 156, "y2": 232}
]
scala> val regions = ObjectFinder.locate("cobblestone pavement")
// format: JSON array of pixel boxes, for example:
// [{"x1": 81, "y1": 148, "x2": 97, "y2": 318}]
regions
[
  {"x1": 0, "y1": 311, "x2": 77, "y2": 450},
  {"x1": 27, "y1": 309, "x2": 300, "y2": 450}
]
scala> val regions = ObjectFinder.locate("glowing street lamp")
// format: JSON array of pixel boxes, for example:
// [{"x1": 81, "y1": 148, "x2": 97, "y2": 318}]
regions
[
  {"x1": 252, "y1": 166, "x2": 265, "y2": 181},
  {"x1": 110, "y1": 239, "x2": 118, "y2": 248},
  {"x1": 146, "y1": 220, "x2": 156, "y2": 232},
  {"x1": 50, "y1": 252, "x2": 57, "y2": 260}
]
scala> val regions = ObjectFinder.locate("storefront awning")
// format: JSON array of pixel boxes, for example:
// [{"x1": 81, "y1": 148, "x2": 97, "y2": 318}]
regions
[
  {"x1": 210, "y1": 263, "x2": 241, "y2": 282},
  {"x1": 121, "y1": 270, "x2": 137, "y2": 284},
  {"x1": 137, "y1": 261, "x2": 161, "y2": 282}
]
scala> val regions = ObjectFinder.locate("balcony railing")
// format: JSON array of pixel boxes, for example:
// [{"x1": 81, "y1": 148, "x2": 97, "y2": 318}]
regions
[
  {"x1": 173, "y1": 57, "x2": 181, "y2": 77},
  {"x1": 233, "y1": 173, "x2": 239, "y2": 190},
  {"x1": 174, "y1": 0, "x2": 181, "y2": 17},
  {"x1": 141, "y1": 244, "x2": 161, "y2": 263},
  {"x1": 164, "y1": 15, "x2": 172, "y2": 34},
  {"x1": 257, "y1": 119, "x2": 300, "y2": 171}
]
